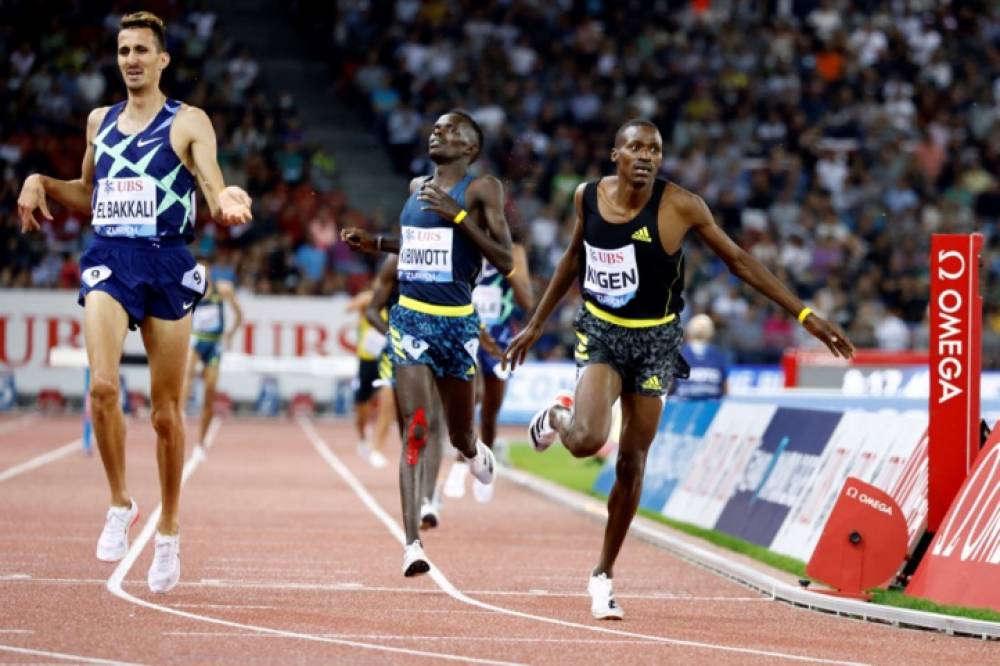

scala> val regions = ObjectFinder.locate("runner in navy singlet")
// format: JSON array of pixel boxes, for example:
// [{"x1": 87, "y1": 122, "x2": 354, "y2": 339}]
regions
[{"x1": 16, "y1": 11, "x2": 252, "y2": 594}]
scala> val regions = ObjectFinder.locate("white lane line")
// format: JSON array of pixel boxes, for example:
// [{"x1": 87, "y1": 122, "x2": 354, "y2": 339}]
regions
[
  {"x1": 172, "y1": 604, "x2": 275, "y2": 610},
  {"x1": 0, "y1": 439, "x2": 80, "y2": 483},
  {"x1": 0, "y1": 630, "x2": 33, "y2": 634},
  {"x1": 0, "y1": 413, "x2": 37, "y2": 435},
  {"x1": 105, "y1": 421, "x2": 522, "y2": 666},
  {"x1": 300, "y1": 417, "x2": 868, "y2": 666},
  {"x1": 0, "y1": 644, "x2": 140, "y2": 665},
  {"x1": 1, "y1": 575, "x2": 767, "y2": 601},
  {"x1": 162, "y1": 631, "x2": 687, "y2": 645}
]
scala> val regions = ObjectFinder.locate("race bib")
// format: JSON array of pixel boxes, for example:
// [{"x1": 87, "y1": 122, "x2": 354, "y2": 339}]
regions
[
  {"x1": 398, "y1": 226, "x2": 454, "y2": 283},
  {"x1": 583, "y1": 242, "x2": 639, "y2": 309},
  {"x1": 472, "y1": 284, "x2": 503, "y2": 324},
  {"x1": 192, "y1": 305, "x2": 222, "y2": 333},
  {"x1": 93, "y1": 177, "x2": 157, "y2": 237}
]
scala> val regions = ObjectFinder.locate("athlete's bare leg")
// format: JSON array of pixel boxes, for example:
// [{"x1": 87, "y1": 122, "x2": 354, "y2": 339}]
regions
[
  {"x1": 355, "y1": 399, "x2": 372, "y2": 442},
  {"x1": 479, "y1": 374, "x2": 506, "y2": 448},
  {"x1": 593, "y1": 392, "x2": 662, "y2": 578},
  {"x1": 372, "y1": 385, "x2": 396, "y2": 456},
  {"x1": 419, "y1": 388, "x2": 445, "y2": 502},
  {"x1": 199, "y1": 363, "x2": 219, "y2": 445},
  {"x1": 550, "y1": 364, "x2": 622, "y2": 458},
  {"x1": 395, "y1": 364, "x2": 438, "y2": 544},
  {"x1": 434, "y1": 376, "x2": 478, "y2": 459},
  {"x1": 83, "y1": 291, "x2": 131, "y2": 508},
  {"x1": 140, "y1": 314, "x2": 192, "y2": 536},
  {"x1": 180, "y1": 348, "x2": 198, "y2": 418}
]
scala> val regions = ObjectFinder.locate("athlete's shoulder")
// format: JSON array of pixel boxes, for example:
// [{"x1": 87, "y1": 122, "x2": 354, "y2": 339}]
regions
[
  {"x1": 86, "y1": 106, "x2": 113, "y2": 136},
  {"x1": 660, "y1": 181, "x2": 710, "y2": 223},
  {"x1": 175, "y1": 103, "x2": 211, "y2": 126},
  {"x1": 469, "y1": 173, "x2": 503, "y2": 193}
]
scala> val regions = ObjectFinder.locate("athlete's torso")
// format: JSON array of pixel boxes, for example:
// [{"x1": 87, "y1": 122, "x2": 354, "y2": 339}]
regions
[
  {"x1": 472, "y1": 258, "x2": 515, "y2": 328},
  {"x1": 91, "y1": 99, "x2": 197, "y2": 242},
  {"x1": 397, "y1": 175, "x2": 480, "y2": 306},
  {"x1": 191, "y1": 286, "x2": 224, "y2": 339},
  {"x1": 578, "y1": 177, "x2": 685, "y2": 320}
]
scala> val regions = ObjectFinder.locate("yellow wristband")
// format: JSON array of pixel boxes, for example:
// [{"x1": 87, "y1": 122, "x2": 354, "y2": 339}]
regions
[
  {"x1": 453, "y1": 209, "x2": 468, "y2": 224},
  {"x1": 797, "y1": 307, "x2": 813, "y2": 324},
  {"x1": 505, "y1": 267, "x2": 516, "y2": 279}
]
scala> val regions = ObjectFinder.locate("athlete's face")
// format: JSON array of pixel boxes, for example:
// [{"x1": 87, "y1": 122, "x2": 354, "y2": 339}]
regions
[
  {"x1": 428, "y1": 114, "x2": 476, "y2": 164},
  {"x1": 611, "y1": 126, "x2": 663, "y2": 187},
  {"x1": 117, "y1": 28, "x2": 169, "y2": 92}
]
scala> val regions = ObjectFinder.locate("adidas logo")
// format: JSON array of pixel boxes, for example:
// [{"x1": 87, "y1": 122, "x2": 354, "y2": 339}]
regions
[
  {"x1": 641, "y1": 375, "x2": 662, "y2": 391},
  {"x1": 631, "y1": 227, "x2": 652, "y2": 243}
]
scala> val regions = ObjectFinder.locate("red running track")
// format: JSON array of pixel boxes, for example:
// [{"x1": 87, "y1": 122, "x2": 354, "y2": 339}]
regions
[{"x1": 0, "y1": 414, "x2": 996, "y2": 664}]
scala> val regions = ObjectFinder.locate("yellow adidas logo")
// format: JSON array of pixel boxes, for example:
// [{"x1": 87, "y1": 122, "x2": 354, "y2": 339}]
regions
[
  {"x1": 641, "y1": 375, "x2": 662, "y2": 391},
  {"x1": 631, "y1": 227, "x2": 652, "y2": 243}
]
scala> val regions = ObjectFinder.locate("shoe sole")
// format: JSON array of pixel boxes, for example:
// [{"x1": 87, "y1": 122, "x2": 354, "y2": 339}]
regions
[
  {"x1": 96, "y1": 509, "x2": 141, "y2": 562},
  {"x1": 592, "y1": 611, "x2": 624, "y2": 620},
  {"x1": 420, "y1": 513, "x2": 438, "y2": 529},
  {"x1": 149, "y1": 575, "x2": 180, "y2": 594},
  {"x1": 404, "y1": 559, "x2": 430, "y2": 577}
]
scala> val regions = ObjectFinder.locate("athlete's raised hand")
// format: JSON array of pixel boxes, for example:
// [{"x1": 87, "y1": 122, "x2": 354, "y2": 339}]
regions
[
  {"x1": 17, "y1": 175, "x2": 52, "y2": 233},
  {"x1": 803, "y1": 312, "x2": 855, "y2": 360},
  {"x1": 503, "y1": 321, "x2": 542, "y2": 371},
  {"x1": 218, "y1": 186, "x2": 252, "y2": 226},
  {"x1": 417, "y1": 181, "x2": 463, "y2": 221},
  {"x1": 341, "y1": 227, "x2": 378, "y2": 253}
]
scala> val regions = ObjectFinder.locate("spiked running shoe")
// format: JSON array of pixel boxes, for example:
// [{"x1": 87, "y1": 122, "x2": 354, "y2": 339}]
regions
[
  {"x1": 402, "y1": 540, "x2": 430, "y2": 577},
  {"x1": 465, "y1": 441, "x2": 495, "y2": 485},
  {"x1": 588, "y1": 572, "x2": 624, "y2": 620},
  {"x1": 95, "y1": 499, "x2": 139, "y2": 562},
  {"x1": 527, "y1": 390, "x2": 574, "y2": 452}
]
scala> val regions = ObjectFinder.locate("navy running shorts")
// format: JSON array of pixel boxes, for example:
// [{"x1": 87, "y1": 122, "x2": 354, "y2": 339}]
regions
[
  {"x1": 388, "y1": 302, "x2": 480, "y2": 381},
  {"x1": 78, "y1": 236, "x2": 205, "y2": 330}
]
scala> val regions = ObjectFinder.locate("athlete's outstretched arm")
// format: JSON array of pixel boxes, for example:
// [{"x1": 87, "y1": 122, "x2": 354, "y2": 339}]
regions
[
  {"x1": 685, "y1": 191, "x2": 854, "y2": 359},
  {"x1": 180, "y1": 106, "x2": 252, "y2": 226},
  {"x1": 504, "y1": 184, "x2": 587, "y2": 370},
  {"x1": 417, "y1": 177, "x2": 513, "y2": 274},
  {"x1": 17, "y1": 107, "x2": 105, "y2": 231},
  {"x1": 365, "y1": 256, "x2": 398, "y2": 335}
]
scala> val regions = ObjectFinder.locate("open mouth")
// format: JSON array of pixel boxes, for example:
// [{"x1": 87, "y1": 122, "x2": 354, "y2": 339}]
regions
[{"x1": 634, "y1": 164, "x2": 653, "y2": 176}]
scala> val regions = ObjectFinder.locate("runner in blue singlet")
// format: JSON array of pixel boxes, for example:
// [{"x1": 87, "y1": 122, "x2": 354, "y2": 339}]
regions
[
  {"x1": 16, "y1": 11, "x2": 252, "y2": 594},
  {"x1": 341, "y1": 111, "x2": 514, "y2": 576}
]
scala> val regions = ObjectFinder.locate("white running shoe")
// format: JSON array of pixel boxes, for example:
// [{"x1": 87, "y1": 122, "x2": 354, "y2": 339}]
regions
[
  {"x1": 191, "y1": 444, "x2": 207, "y2": 464},
  {"x1": 402, "y1": 539, "x2": 430, "y2": 577},
  {"x1": 465, "y1": 440, "x2": 496, "y2": 485},
  {"x1": 528, "y1": 390, "x2": 574, "y2": 452},
  {"x1": 420, "y1": 497, "x2": 440, "y2": 528},
  {"x1": 588, "y1": 573, "x2": 624, "y2": 620},
  {"x1": 368, "y1": 449, "x2": 388, "y2": 468},
  {"x1": 95, "y1": 499, "x2": 139, "y2": 562},
  {"x1": 473, "y1": 477, "x2": 494, "y2": 503},
  {"x1": 357, "y1": 440, "x2": 372, "y2": 460},
  {"x1": 147, "y1": 533, "x2": 181, "y2": 593},
  {"x1": 443, "y1": 460, "x2": 468, "y2": 498}
]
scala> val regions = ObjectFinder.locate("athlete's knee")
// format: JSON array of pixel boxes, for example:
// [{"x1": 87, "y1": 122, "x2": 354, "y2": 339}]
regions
[
  {"x1": 89, "y1": 376, "x2": 119, "y2": 411},
  {"x1": 150, "y1": 403, "x2": 182, "y2": 439},
  {"x1": 567, "y1": 423, "x2": 608, "y2": 458}
]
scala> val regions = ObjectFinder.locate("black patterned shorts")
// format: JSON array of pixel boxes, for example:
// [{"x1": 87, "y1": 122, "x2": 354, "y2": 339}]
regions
[{"x1": 573, "y1": 305, "x2": 684, "y2": 397}]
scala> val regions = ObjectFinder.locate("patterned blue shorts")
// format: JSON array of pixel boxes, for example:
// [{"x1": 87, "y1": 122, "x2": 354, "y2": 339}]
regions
[
  {"x1": 389, "y1": 303, "x2": 480, "y2": 380},
  {"x1": 478, "y1": 322, "x2": 515, "y2": 379},
  {"x1": 190, "y1": 337, "x2": 222, "y2": 367}
]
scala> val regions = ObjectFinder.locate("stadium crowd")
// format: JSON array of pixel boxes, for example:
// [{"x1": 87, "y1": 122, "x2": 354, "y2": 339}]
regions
[
  {"x1": 4, "y1": 1, "x2": 1000, "y2": 365},
  {"x1": 315, "y1": 0, "x2": 1000, "y2": 364}
]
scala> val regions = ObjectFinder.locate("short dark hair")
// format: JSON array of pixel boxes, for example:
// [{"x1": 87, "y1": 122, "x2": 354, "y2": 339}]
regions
[
  {"x1": 447, "y1": 109, "x2": 484, "y2": 163},
  {"x1": 120, "y1": 11, "x2": 167, "y2": 51},
  {"x1": 614, "y1": 118, "x2": 659, "y2": 147}
]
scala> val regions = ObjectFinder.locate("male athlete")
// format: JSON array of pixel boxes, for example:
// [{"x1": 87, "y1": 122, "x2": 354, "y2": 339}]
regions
[
  {"x1": 443, "y1": 233, "x2": 533, "y2": 503},
  {"x1": 16, "y1": 11, "x2": 252, "y2": 593},
  {"x1": 341, "y1": 110, "x2": 513, "y2": 575},
  {"x1": 505, "y1": 119, "x2": 853, "y2": 619},
  {"x1": 346, "y1": 289, "x2": 389, "y2": 467},
  {"x1": 182, "y1": 271, "x2": 243, "y2": 459}
]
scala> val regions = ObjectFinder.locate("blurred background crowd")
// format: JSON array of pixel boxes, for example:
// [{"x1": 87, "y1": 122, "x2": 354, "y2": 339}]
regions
[{"x1": 3, "y1": 0, "x2": 1000, "y2": 365}]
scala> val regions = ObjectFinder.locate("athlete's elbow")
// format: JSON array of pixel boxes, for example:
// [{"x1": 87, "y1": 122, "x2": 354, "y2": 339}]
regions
[
  {"x1": 725, "y1": 250, "x2": 754, "y2": 281},
  {"x1": 494, "y1": 251, "x2": 514, "y2": 277}
]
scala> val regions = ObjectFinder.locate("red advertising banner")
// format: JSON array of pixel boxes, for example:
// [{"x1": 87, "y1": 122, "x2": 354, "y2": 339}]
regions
[
  {"x1": 906, "y1": 426, "x2": 1000, "y2": 610},
  {"x1": 928, "y1": 234, "x2": 983, "y2": 531}
]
